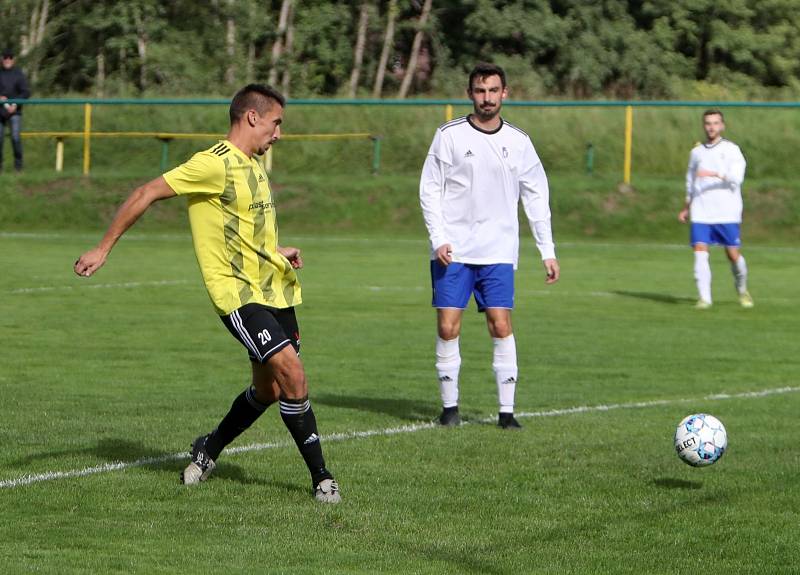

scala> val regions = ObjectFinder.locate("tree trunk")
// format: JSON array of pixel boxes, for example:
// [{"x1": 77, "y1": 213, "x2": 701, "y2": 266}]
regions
[
  {"x1": 348, "y1": 2, "x2": 370, "y2": 98},
  {"x1": 246, "y1": 1, "x2": 256, "y2": 82},
  {"x1": 36, "y1": 0, "x2": 49, "y2": 46},
  {"x1": 133, "y1": 8, "x2": 149, "y2": 91},
  {"x1": 372, "y1": 0, "x2": 397, "y2": 98},
  {"x1": 398, "y1": 0, "x2": 432, "y2": 98},
  {"x1": 280, "y1": 0, "x2": 295, "y2": 97},
  {"x1": 247, "y1": 42, "x2": 255, "y2": 83},
  {"x1": 269, "y1": 0, "x2": 292, "y2": 87},
  {"x1": 225, "y1": 0, "x2": 236, "y2": 87},
  {"x1": 21, "y1": 2, "x2": 39, "y2": 57},
  {"x1": 119, "y1": 46, "x2": 128, "y2": 93},
  {"x1": 96, "y1": 51, "x2": 105, "y2": 97},
  {"x1": 20, "y1": 0, "x2": 49, "y2": 82}
]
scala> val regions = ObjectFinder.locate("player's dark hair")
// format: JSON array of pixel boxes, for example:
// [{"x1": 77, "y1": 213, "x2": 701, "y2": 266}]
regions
[
  {"x1": 468, "y1": 63, "x2": 507, "y2": 92},
  {"x1": 229, "y1": 84, "x2": 285, "y2": 124},
  {"x1": 703, "y1": 108, "x2": 724, "y2": 121}
]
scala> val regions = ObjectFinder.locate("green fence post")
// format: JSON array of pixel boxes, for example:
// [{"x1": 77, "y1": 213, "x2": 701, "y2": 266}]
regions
[
  {"x1": 371, "y1": 136, "x2": 382, "y2": 175},
  {"x1": 159, "y1": 138, "x2": 172, "y2": 171},
  {"x1": 624, "y1": 105, "x2": 633, "y2": 184}
]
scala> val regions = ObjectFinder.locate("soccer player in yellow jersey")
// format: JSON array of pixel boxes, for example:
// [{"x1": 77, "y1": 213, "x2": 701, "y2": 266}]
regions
[{"x1": 74, "y1": 84, "x2": 340, "y2": 503}]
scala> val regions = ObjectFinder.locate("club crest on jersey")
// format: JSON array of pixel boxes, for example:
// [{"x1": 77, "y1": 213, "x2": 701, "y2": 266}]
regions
[{"x1": 502, "y1": 147, "x2": 509, "y2": 158}]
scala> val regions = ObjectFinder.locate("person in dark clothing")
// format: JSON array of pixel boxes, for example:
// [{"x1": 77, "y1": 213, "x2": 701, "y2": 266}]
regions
[{"x1": 0, "y1": 49, "x2": 31, "y2": 172}]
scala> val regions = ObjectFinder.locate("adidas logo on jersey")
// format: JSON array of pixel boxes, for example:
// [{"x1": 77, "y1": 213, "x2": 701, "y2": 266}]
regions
[
  {"x1": 258, "y1": 174, "x2": 265, "y2": 182},
  {"x1": 464, "y1": 150, "x2": 475, "y2": 158},
  {"x1": 303, "y1": 433, "x2": 320, "y2": 445}
]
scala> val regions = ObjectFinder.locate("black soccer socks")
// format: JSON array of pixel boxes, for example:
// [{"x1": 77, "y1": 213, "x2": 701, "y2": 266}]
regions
[
  {"x1": 206, "y1": 386, "x2": 271, "y2": 460},
  {"x1": 279, "y1": 396, "x2": 332, "y2": 485}
]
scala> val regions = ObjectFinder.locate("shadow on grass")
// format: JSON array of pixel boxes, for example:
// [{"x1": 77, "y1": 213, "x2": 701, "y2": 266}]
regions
[
  {"x1": 10, "y1": 437, "x2": 297, "y2": 488},
  {"x1": 412, "y1": 544, "x2": 507, "y2": 575},
  {"x1": 652, "y1": 477, "x2": 703, "y2": 489},
  {"x1": 612, "y1": 290, "x2": 696, "y2": 304},
  {"x1": 11, "y1": 438, "x2": 176, "y2": 470},
  {"x1": 313, "y1": 392, "x2": 434, "y2": 422}
]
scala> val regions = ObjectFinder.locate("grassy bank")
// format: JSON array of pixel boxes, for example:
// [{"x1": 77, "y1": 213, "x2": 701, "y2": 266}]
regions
[
  {"x1": 6, "y1": 101, "x2": 798, "y2": 244},
  {"x1": 10, "y1": 101, "x2": 800, "y2": 178},
  {"x1": 1, "y1": 170, "x2": 797, "y2": 244}
]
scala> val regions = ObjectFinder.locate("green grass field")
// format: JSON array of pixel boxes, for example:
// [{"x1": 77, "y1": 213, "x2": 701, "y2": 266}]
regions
[{"x1": 1, "y1": 231, "x2": 798, "y2": 574}]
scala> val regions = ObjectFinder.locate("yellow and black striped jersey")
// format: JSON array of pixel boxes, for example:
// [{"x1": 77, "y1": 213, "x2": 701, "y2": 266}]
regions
[{"x1": 163, "y1": 140, "x2": 301, "y2": 315}]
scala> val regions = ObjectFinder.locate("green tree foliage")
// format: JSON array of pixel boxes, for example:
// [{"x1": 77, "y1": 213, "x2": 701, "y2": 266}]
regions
[
  {"x1": 288, "y1": 2, "x2": 355, "y2": 96},
  {"x1": 3, "y1": 0, "x2": 799, "y2": 98}
]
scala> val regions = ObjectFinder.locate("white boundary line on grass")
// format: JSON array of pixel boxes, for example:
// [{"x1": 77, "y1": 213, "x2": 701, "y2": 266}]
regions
[
  {"x1": 9, "y1": 279, "x2": 190, "y2": 294},
  {"x1": 1, "y1": 385, "x2": 797, "y2": 490}
]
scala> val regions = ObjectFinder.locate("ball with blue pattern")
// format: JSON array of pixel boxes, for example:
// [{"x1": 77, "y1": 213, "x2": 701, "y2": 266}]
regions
[{"x1": 674, "y1": 413, "x2": 727, "y2": 467}]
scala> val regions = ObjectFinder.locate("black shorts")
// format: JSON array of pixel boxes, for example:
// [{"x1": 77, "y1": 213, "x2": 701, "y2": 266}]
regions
[{"x1": 220, "y1": 303, "x2": 300, "y2": 363}]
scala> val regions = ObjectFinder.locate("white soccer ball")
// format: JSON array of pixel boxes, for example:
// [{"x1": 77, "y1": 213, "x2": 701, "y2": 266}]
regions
[{"x1": 674, "y1": 413, "x2": 727, "y2": 467}]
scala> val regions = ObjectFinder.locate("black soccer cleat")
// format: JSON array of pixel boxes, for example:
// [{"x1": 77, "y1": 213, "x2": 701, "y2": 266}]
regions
[
  {"x1": 181, "y1": 434, "x2": 216, "y2": 485},
  {"x1": 498, "y1": 413, "x2": 522, "y2": 430},
  {"x1": 438, "y1": 406, "x2": 461, "y2": 426}
]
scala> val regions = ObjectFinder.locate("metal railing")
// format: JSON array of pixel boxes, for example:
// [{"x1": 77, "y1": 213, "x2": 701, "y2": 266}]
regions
[
  {"x1": 20, "y1": 128, "x2": 381, "y2": 174},
  {"x1": 10, "y1": 99, "x2": 381, "y2": 175}
]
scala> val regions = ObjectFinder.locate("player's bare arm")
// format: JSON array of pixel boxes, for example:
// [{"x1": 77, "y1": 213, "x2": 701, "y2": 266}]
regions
[
  {"x1": 543, "y1": 258, "x2": 560, "y2": 284},
  {"x1": 74, "y1": 176, "x2": 176, "y2": 277},
  {"x1": 278, "y1": 245, "x2": 303, "y2": 269}
]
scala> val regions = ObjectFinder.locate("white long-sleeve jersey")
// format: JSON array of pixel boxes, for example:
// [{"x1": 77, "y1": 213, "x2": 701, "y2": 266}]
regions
[
  {"x1": 419, "y1": 116, "x2": 555, "y2": 267},
  {"x1": 685, "y1": 138, "x2": 746, "y2": 224}
]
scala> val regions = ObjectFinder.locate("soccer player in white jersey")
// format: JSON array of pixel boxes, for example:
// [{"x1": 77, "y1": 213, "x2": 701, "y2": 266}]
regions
[
  {"x1": 679, "y1": 109, "x2": 752, "y2": 309},
  {"x1": 419, "y1": 63, "x2": 560, "y2": 429}
]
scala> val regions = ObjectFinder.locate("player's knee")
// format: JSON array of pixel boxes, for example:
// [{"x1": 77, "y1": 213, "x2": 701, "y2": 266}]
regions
[
  {"x1": 279, "y1": 371, "x2": 307, "y2": 399},
  {"x1": 438, "y1": 324, "x2": 460, "y2": 340},
  {"x1": 488, "y1": 319, "x2": 512, "y2": 338},
  {"x1": 270, "y1": 351, "x2": 307, "y2": 399},
  {"x1": 251, "y1": 380, "x2": 280, "y2": 404}
]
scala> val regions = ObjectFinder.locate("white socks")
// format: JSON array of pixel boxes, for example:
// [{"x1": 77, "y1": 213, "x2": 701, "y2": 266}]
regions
[
  {"x1": 437, "y1": 334, "x2": 519, "y2": 413},
  {"x1": 436, "y1": 336, "x2": 461, "y2": 408},
  {"x1": 493, "y1": 334, "x2": 518, "y2": 414},
  {"x1": 694, "y1": 251, "x2": 750, "y2": 301},
  {"x1": 731, "y1": 254, "x2": 748, "y2": 294},
  {"x1": 694, "y1": 251, "x2": 712, "y2": 303}
]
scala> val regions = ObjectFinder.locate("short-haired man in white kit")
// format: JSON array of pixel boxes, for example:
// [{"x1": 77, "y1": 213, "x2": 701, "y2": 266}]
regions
[
  {"x1": 419, "y1": 63, "x2": 560, "y2": 429},
  {"x1": 679, "y1": 109, "x2": 753, "y2": 309}
]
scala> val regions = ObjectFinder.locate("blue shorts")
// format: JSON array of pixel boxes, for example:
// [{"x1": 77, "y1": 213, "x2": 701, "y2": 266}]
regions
[
  {"x1": 430, "y1": 262, "x2": 514, "y2": 311},
  {"x1": 690, "y1": 223, "x2": 741, "y2": 248}
]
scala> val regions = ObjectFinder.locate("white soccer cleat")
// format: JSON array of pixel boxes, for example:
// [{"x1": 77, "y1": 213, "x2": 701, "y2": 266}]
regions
[
  {"x1": 314, "y1": 478, "x2": 341, "y2": 503},
  {"x1": 181, "y1": 461, "x2": 215, "y2": 485},
  {"x1": 739, "y1": 291, "x2": 754, "y2": 308},
  {"x1": 694, "y1": 299, "x2": 712, "y2": 310},
  {"x1": 180, "y1": 434, "x2": 216, "y2": 485}
]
